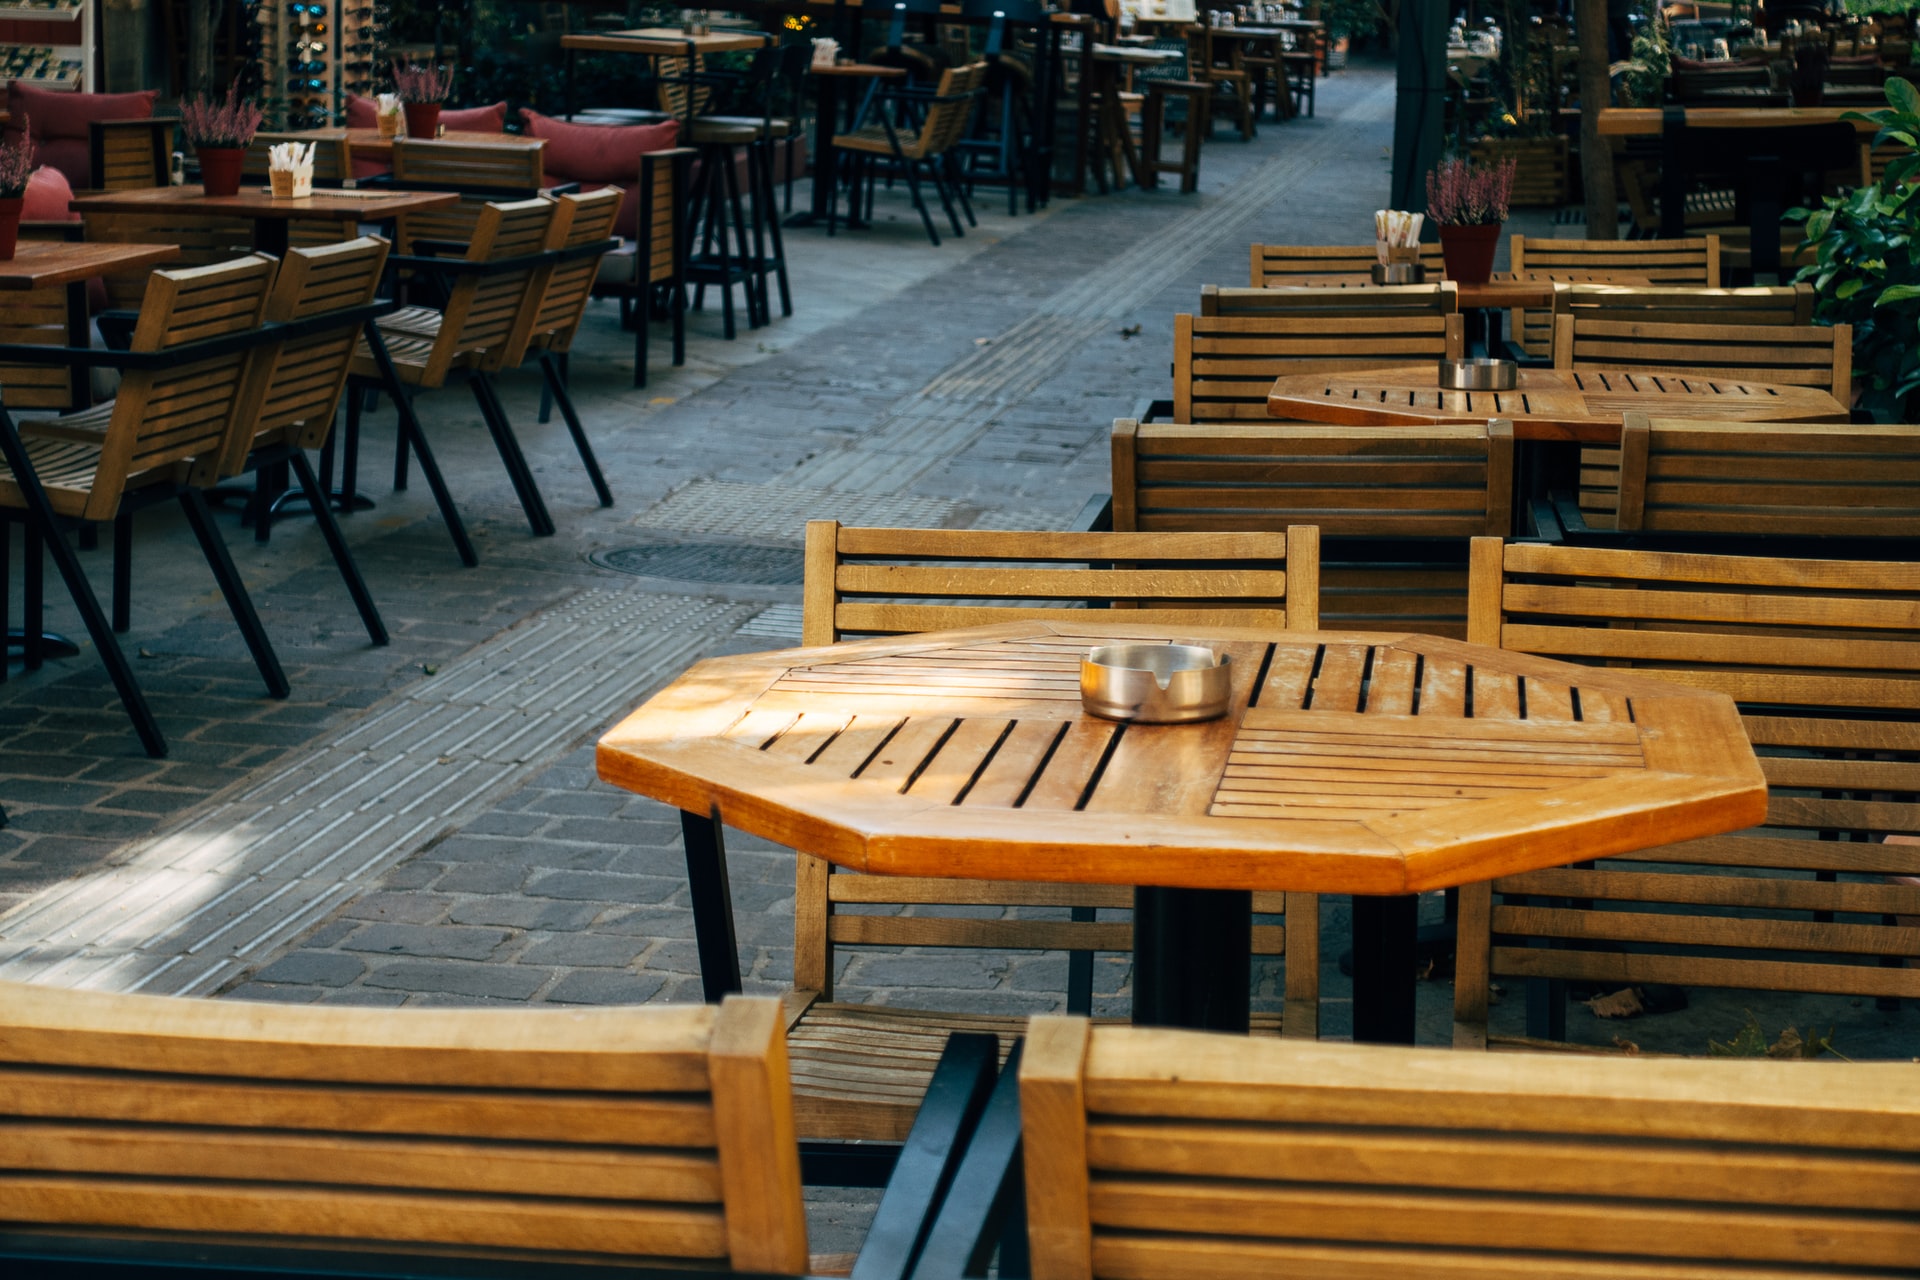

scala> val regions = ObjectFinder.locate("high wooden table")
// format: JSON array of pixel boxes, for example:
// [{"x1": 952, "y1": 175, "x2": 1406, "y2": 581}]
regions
[
  {"x1": 344, "y1": 128, "x2": 546, "y2": 163},
  {"x1": 1265, "y1": 364, "x2": 1849, "y2": 443},
  {"x1": 560, "y1": 26, "x2": 771, "y2": 121},
  {"x1": 0, "y1": 240, "x2": 180, "y2": 409},
  {"x1": 67, "y1": 185, "x2": 460, "y2": 257},
  {"x1": 597, "y1": 620, "x2": 1766, "y2": 1043},
  {"x1": 791, "y1": 63, "x2": 906, "y2": 229}
]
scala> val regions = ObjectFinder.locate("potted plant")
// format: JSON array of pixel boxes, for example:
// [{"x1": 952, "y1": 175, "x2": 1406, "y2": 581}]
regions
[
  {"x1": 0, "y1": 119, "x2": 32, "y2": 262},
  {"x1": 1789, "y1": 77, "x2": 1920, "y2": 420},
  {"x1": 181, "y1": 82, "x2": 264, "y2": 198},
  {"x1": 393, "y1": 62, "x2": 454, "y2": 141},
  {"x1": 1425, "y1": 153, "x2": 1516, "y2": 284}
]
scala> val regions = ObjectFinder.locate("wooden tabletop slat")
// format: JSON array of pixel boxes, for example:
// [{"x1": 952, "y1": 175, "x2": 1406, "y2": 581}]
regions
[
  {"x1": 0, "y1": 240, "x2": 182, "y2": 290},
  {"x1": 69, "y1": 185, "x2": 461, "y2": 221},
  {"x1": 596, "y1": 623, "x2": 1767, "y2": 894}
]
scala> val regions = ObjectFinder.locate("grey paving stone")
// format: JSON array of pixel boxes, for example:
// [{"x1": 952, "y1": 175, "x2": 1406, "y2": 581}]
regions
[
  {"x1": 446, "y1": 896, "x2": 601, "y2": 931},
  {"x1": 515, "y1": 933, "x2": 650, "y2": 968},
  {"x1": 341, "y1": 923, "x2": 513, "y2": 962},
  {"x1": 545, "y1": 969, "x2": 670, "y2": 1006},
  {"x1": 525, "y1": 869, "x2": 684, "y2": 903},
  {"x1": 255, "y1": 951, "x2": 368, "y2": 987},
  {"x1": 361, "y1": 961, "x2": 551, "y2": 1000}
]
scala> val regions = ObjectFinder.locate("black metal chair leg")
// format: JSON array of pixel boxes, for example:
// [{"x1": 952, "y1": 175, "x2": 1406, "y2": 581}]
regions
[
  {"x1": 538, "y1": 351, "x2": 612, "y2": 507},
  {"x1": 0, "y1": 517, "x2": 9, "y2": 682},
  {"x1": 0, "y1": 411, "x2": 165, "y2": 755},
  {"x1": 635, "y1": 280, "x2": 652, "y2": 388},
  {"x1": 23, "y1": 521, "x2": 43, "y2": 670},
  {"x1": 469, "y1": 375, "x2": 555, "y2": 538},
  {"x1": 362, "y1": 324, "x2": 476, "y2": 567},
  {"x1": 671, "y1": 282, "x2": 687, "y2": 366},
  {"x1": 111, "y1": 509, "x2": 132, "y2": 633},
  {"x1": 903, "y1": 156, "x2": 941, "y2": 246},
  {"x1": 392, "y1": 410, "x2": 410, "y2": 492},
  {"x1": 288, "y1": 450, "x2": 387, "y2": 646},
  {"x1": 758, "y1": 141, "x2": 793, "y2": 318},
  {"x1": 177, "y1": 486, "x2": 288, "y2": 700}
]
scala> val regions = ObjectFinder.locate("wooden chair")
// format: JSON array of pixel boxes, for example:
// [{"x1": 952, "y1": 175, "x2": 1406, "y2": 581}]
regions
[
  {"x1": 1110, "y1": 419, "x2": 1512, "y2": 637},
  {"x1": 346, "y1": 197, "x2": 562, "y2": 545},
  {"x1": 1504, "y1": 234, "x2": 1721, "y2": 357},
  {"x1": 0, "y1": 983, "x2": 809, "y2": 1273},
  {"x1": 1187, "y1": 24, "x2": 1255, "y2": 140},
  {"x1": 1199, "y1": 281, "x2": 1458, "y2": 318},
  {"x1": 1550, "y1": 414, "x2": 1920, "y2": 540},
  {"x1": 1170, "y1": 309, "x2": 1465, "y2": 423},
  {"x1": 1249, "y1": 242, "x2": 1446, "y2": 287},
  {"x1": 86, "y1": 118, "x2": 174, "y2": 191},
  {"x1": 81, "y1": 210, "x2": 255, "y2": 314},
  {"x1": 243, "y1": 131, "x2": 357, "y2": 250},
  {"x1": 592, "y1": 147, "x2": 693, "y2": 389},
  {"x1": 499, "y1": 186, "x2": 622, "y2": 505},
  {"x1": 783, "y1": 520, "x2": 1323, "y2": 1144},
  {"x1": 831, "y1": 62, "x2": 987, "y2": 247},
  {"x1": 1454, "y1": 539, "x2": 1920, "y2": 1047},
  {"x1": 389, "y1": 137, "x2": 548, "y2": 255},
  {"x1": 1557, "y1": 280, "x2": 1815, "y2": 328},
  {"x1": 1017, "y1": 1016, "x2": 1920, "y2": 1278},
  {"x1": 1132, "y1": 32, "x2": 1208, "y2": 194},
  {"x1": 0, "y1": 257, "x2": 284, "y2": 757}
]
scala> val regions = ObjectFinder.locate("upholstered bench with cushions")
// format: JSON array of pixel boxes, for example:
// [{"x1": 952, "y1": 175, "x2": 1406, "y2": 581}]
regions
[
  {"x1": 0, "y1": 82, "x2": 158, "y2": 189},
  {"x1": 519, "y1": 108, "x2": 680, "y2": 241}
]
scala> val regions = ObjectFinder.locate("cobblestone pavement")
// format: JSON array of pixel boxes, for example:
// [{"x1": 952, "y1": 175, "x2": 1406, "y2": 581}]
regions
[{"x1": 3, "y1": 55, "x2": 1913, "y2": 1256}]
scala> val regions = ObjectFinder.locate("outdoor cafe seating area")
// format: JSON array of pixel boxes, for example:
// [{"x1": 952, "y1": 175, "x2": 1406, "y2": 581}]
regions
[{"x1": 1, "y1": 0, "x2": 1919, "y2": 1276}]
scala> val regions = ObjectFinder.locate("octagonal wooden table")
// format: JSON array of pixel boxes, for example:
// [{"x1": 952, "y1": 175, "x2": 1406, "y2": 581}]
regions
[
  {"x1": 1265, "y1": 364, "x2": 1849, "y2": 443},
  {"x1": 598, "y1": 620, "x2": 1766, "y2": 1042}
]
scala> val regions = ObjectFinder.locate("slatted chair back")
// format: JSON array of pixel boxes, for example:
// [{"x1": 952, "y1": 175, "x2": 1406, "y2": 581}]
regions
[
  {"x1": 0, "y1": 983, "x2": 809, "y2": 1273},
  {"x1": 1249, "y1": 241, "x2": 1446, "y2": 286},
  {"x1": 903, "y1": 61, "x2": 989, "y2": 159},
  {"x1": 1597, "y1": 414, "x2": 1920, "y2": 537},
  {"x1": 639, "y1": 147, "x2": 691, "y2": 289},
  {"x1": 803, "y1": 521, "x2": 1320, "y2": 643},
  {"x1": 1552, "y1": 312, "x2": 1852, "y2": 392},
  {"x1": 0, "y1": 286, "x2": 78, "y2": 412},
  {"x1": 239, "y1": 132, "x2": 359, "y2": 250},
  {"x1": 502, "y1": 187, "x2": 621, "y2": 367},
  {"x1": 784, "y1": 522, "x2": 1324, "y2": 1141},
  {"x1": 204, "y1": 236, "x2": 392, "y2": 483},
  {"x1": 68, "y1": 255, "x2": 276, "y2": 522},
  {"x1": 1453, "y1": 539, "x2": 1920, "y2": 1047},
  {"x1": 656, "y1": 54, "x2": 714, "y2": 118},
  {"x1": 1109, "y1": 420, "x2": 1510, "y2": 636},
  {"x1": 1198, "y1": 282, "x2": 1458, "y2": 318},
  {"x1": 1019, "y1": 1016, "x2": 1920, "y2": 1280},
  {"x1": 1559, "y1": 281, "x2": 1814, "y2": 327},
  {"x1": 390, "y1": 138, "x2": 547, "y2": 254},
  {"x1": 1175, "y1": 310, "x2": 1465, "y2": 422},
  {"x1": 87, "y1": 118, "x2": 173, "y2": 190},
  {"x1": 1504, "y1": 235, "x2": 1719, "y2": 357},
  {"x1": 84, "y1": 211, "x2": 255, "y2": 310},
  {"x1": 416, "y1": 197, "x2": 557, "y2": 385}
]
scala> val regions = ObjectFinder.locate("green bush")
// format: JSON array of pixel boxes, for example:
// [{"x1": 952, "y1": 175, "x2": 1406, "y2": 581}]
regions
[{"x1": 1789, "y1": 78, "x2": 1920, "y2": 421}]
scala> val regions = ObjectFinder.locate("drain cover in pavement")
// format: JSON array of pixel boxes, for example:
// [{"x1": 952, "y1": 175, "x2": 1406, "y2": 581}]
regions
[{"x1": 589, "y1": 542, "x2": 806, "y2": 586}]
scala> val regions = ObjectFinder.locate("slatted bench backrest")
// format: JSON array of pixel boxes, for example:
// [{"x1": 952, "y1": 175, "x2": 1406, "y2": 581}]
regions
[
  {"x1": 1506, "y1": 235, "x2": 1720, "y2": 358},
  {"x1": 1454, "y1": 539, "x2": 1920, "y2": 1046},
  {"x1": 1175, "y1": 311, "x2": 1464, "y2": 422},
  {"x1": 1249, "y1": 241, "x2": 1446, "y2": 286},
  {"x1": 1199, "y1": 282, "x2": 1457, "y2": 318},
  {"x1": 0, "y1": 984, "x2": 808, "y2": 1273},
  {"x1": 1019, "y1": 1015, "x2": 1920, "y2": 1280}
]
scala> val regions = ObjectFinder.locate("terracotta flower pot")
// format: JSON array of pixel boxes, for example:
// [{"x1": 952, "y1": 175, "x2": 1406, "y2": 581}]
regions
[
  {"x1": 402, "y1": 101, "x2": 443, "y2": 140},
  {"x1": 198, "y1": 146, "x2": 246, "y2": 197},
  {"x1": 1437, "y1": 221, "x2": 1503, "y2": 285},
  {"x1": 0, "y1": 195, "x2": 21, "y2": 262}
]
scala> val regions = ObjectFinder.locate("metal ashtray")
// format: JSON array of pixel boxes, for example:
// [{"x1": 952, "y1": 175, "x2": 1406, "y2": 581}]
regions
[
  {"x1": 1080, "y1": 645, "x2": 1231, "y2": 724},
  {"x1": 1438, "y1": 357, "x2": 1517, "y2": 391},
  {"x1": 1371, "y1": 262, "x2": 1426, "y2": 285}
]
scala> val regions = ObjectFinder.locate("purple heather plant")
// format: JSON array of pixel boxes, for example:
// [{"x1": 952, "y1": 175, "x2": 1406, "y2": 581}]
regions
[
  {"x1": 1424, "y1": 155, "x2": 1517, "y2": 227},
  {"x1": 181, "y1": 81, "x2": 264, "y2": 149},
  {"x1": 0, "y1": 119, "x2": 34, "y2": 198},
  {"x1": 391, "y1": 62, "x2": 454, "y2": 104}
]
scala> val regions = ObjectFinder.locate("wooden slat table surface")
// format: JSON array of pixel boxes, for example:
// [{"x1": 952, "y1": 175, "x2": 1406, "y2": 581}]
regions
[
  {"x1": 597, "y1": 620, "x2": 1766, "y2": 897},
  {"x1": 1598, "y1": 105, "x2": 1882, "y2": 136},
  {"x1": 1265, "y1": 364, "x2": 1849, "y2": 443},
  {"x1": 345, "y1": 129, "x2": 546, "y2": 161},
  {"x1": 559, "y1": 26, "x2": 770, "y2": 55},
  {"x1": 0, "y1": 240, "x2": 180, "y2": 290}
]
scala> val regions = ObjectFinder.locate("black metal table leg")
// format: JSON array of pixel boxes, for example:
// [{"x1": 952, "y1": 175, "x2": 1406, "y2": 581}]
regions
[
  {"x1": 1131, "y1": 886, "x2": 1252, "y2": 1032},
  {"x1": 680, "y1": 807, "x2": 742, "y2": 1003},
  {"x1": 1351, "y1": 892, "x2": 1419, "y2": 1044}
]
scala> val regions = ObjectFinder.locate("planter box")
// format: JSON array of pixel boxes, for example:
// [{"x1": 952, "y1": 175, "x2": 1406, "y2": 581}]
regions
[{"x1": 1470, "y1": 135, "x2": 1570, "y2": 208}]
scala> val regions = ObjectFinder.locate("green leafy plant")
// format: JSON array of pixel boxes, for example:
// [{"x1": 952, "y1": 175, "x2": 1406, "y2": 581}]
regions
[
  {"x1": 1707, "y1": 1010, "x2": 1846, "y2": 1059},
  {"x1": 1619, "y1": 1, "x2": 1671, "y2": 109},
  {"x1": 1317, "y1": 0, "x2": 1380, "y2": 40},
  {"x1": 1788, "y1": 77, "x2": 1920, "y2": 421}
]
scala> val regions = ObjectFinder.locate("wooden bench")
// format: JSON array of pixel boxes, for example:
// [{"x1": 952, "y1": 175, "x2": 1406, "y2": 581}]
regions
[
  {"x1": 783, "y1": 521, "x2": 1322, "y2": 1143},
  {"x1": 0, "y1": 984, "x2": 808, "y2": 1272},
  {"x1": 1503, "y1": 235, "x2": 1720, "y2": 357},
  {"x1": 1198, "y1": 281, "x2": 1457, "y2": 318},
  {"x1": 1017, "y1": 1015, "x2": 1920, "y2": 1278},
  {"x1": 1249, "y1": 241, "x2": 1446, "y2": 286},
  {"x1": 1454, "y1": 539, "x2": 1920, "y2": 1047},
  {"x1": 1548, "y1": 414, "x2": 1920, "y2": 541},
  {"x1": 1170, "y1": 310, "x2": 1464, "y2": 423},
  {"x1": 1109, "y1": 419, "x2": 1512, "y2": 637}
]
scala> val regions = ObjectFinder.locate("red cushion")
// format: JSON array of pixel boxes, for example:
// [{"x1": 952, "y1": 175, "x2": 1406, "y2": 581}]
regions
[
  {"x1": 20, "y1": 165, "x2": 77, "y2": 221},
  {"x1": 519, "y1": 108, "x2": 678, "y2": 185},
  {"x1": 3, "y1": 82, "x2": 158, "y2": 188},
  {"x1": 345, "y1": 93, "x2": 379, "y2": 128}
]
